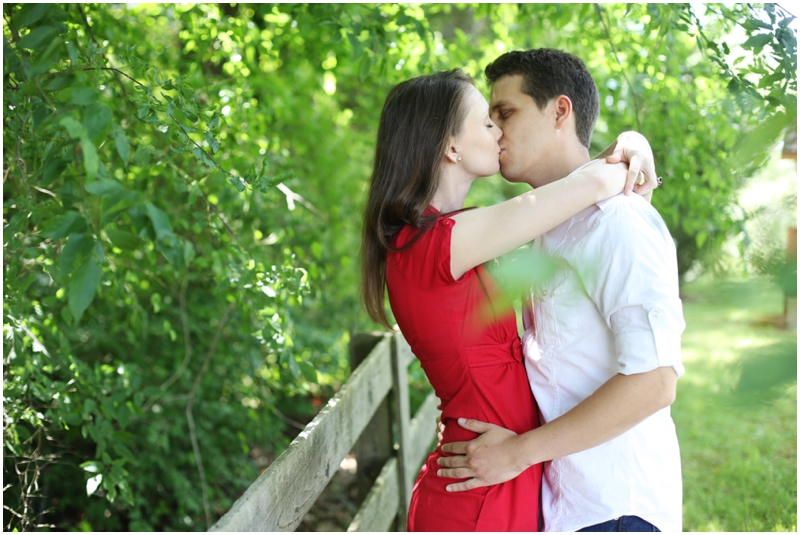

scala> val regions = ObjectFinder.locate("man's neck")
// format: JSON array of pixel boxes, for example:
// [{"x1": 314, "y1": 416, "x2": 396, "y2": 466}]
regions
[{"x1": 524, "y1": 144, "x2": 591, "y2": 189}]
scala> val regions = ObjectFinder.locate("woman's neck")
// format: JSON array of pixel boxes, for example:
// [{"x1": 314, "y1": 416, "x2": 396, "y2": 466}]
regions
[{"x1": 430, "y1": 167, "x2": 474, "y2": 213}]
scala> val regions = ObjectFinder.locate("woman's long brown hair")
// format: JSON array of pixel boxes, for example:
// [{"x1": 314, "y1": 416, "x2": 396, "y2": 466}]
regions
[{"x1": 361, "y1": 69, "x2": 474, "y2": 328}]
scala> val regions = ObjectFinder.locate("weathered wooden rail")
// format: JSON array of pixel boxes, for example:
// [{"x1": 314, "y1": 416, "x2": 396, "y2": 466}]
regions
[{"x1": 210, "y1": 331, "x2": 438, "y2": 532}]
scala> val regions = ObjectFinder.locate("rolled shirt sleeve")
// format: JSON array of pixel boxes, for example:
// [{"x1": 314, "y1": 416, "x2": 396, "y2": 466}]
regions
[{"x1": 577, "y1": 196, "x2": 686, "y2": 377}]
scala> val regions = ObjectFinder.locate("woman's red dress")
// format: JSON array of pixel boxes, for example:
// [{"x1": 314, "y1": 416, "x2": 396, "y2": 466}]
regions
[{"x1": 386, "y1": 207, "x2": 542, "y2": 532}]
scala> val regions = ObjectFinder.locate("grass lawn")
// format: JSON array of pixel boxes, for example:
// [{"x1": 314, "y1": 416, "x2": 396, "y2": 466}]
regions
[{"x1": 676, "y1": 278, "x2": 797, "y2": 531}]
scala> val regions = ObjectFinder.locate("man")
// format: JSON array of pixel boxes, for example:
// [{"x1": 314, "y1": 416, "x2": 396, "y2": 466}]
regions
[{"x1": 436, "y1": 49, "x2": 685, "y2": 532}]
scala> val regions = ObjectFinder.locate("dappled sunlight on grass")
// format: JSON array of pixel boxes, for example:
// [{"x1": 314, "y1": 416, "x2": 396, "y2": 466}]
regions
[{"x1": 674, "y1": 278, "x2": 796, "y2": 532}]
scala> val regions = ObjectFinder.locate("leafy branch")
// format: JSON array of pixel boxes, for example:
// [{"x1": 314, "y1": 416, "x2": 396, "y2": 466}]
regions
[
  {"x1": 594, "y1": 3, "x2": 644, "y2": 132},
  {"x1": 185, "y1": 301, "x2": 235, "y2": 529}
]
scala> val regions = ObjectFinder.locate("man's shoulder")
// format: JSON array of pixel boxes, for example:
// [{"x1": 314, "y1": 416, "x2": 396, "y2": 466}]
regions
[
  {"x1": 597, "y1": 192, "x2": 656, "y2": 215},
  {"x1": 593, "y1": 193, "x2": 669, "y2": 236},
  {"x1": 571, "y1": 193, "x2": 678, "y2": 271}
]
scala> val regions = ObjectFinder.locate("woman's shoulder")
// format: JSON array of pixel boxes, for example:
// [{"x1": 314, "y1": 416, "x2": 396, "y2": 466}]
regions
[{"x1": 389, "y1": 212, "x2": 464, "y2": 286}]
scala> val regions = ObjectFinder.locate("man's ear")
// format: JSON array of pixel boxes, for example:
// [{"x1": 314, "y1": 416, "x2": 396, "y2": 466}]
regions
[{"x1": 553, "y1": 95, "x2": 573, "y2": 131}]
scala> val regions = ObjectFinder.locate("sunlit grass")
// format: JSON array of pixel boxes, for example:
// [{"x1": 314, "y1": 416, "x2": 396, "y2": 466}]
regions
[{"x1": 675, "y1": 278, "x2": 797, "y2": 532}]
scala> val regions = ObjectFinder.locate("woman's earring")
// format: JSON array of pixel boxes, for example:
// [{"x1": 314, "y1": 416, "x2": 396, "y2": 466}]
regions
[{"x1": 457, "y1": 157, "x2": 462, "y2": 161}]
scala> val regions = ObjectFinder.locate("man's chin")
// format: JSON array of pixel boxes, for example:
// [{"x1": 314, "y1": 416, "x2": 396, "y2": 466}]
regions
[{"x1": 499, "y1": 166, "x2": 525, "y2": 184}]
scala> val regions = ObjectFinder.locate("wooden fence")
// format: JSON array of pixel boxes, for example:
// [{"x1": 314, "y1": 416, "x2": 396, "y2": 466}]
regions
[{"x1": 210, "y1": 331, "x2": 438, "y2": 532}]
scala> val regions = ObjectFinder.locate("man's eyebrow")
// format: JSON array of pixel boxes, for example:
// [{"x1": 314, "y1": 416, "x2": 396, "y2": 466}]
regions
[{"x1": 490, "y1": 100, "x2": 513, "y2": 113}]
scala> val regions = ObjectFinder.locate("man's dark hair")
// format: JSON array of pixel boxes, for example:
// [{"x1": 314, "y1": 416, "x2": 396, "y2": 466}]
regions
[{"x1": 485, "y1": 48, "x2": 599, "y2": 148}]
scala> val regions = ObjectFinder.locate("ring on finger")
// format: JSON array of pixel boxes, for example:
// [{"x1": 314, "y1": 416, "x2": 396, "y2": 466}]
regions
[{"x1": 657, "y1": 176, "x2": 663, "y2": 185}]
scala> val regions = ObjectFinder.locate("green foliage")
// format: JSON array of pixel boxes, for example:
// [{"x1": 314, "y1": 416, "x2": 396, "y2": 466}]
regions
[
  {"x1": 3, "y1": 3, "x2": 795, "y2": 531},
  {"x1": 675, "y1": 279, "x2": 796, "y2": 531}
]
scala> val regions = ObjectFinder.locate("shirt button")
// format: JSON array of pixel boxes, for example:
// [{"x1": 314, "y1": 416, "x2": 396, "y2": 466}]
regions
[
  {"x1": 542, "y1": 290, "x2": 548, "y2": 296},
  {"x1": 651, "y1": 310, "x2": 661, "y2": 318}
]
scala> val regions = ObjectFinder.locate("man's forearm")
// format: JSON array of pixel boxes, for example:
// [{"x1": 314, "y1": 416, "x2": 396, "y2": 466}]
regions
[{"x1": 516, "y1": 366, "x2": 677, "y2": 469}]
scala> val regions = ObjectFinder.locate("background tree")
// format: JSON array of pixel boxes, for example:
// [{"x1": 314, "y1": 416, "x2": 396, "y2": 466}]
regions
[{"x1": 3, "y1": 3, "x2": 795, "y2": 531}]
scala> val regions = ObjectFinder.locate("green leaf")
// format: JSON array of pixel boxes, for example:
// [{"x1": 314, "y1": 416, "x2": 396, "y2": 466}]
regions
[
  {"x1": 112, "y1": 125, "x2": 131, "y2": 165},
  {"x1": 81, "y1": 137, "x2": 98, "y2": 180},
  {"x1": 42, "y1": 211, "x2": 88, "y2": 239},
  {"x1": 287, "y1": 353, "x2": 300, "y2": 379},
  {"x1": 359, "y1": 55, "x2": 373, "y2": 81},
  {"x1": 69, "y1": 256, "x2": 102, "y2": 322},
  {"x1": 82, "y1": 399, "x2": 98, "y2": 420},
  {"x1": 62, "y1": 413, "x2": 82, "y2": 427},
  {"x1": 93, "y1": 241, "x2": 105, "y2": 264},
  {"x1": 299, "y1": 360, "x2": 318, "y2": 383},
  {"x1": 44, "y1": 73, "x2": 74, "y2": 92},
  {"x1": 208, "y1": 112, "x2": 220, "y2": 129},
  {"x1": 758, "y1": 71, "x2": 784, "y2": 89},
  {"x1": 12, "y1": 4, "x2": 50, "y2": 32},
  {"x1": 204, "y1": 131, "x2": 220, "y2": 154},
  {"x1": 112, "y1": 442, "x2": 136, "y2": 463},
  {"x1": 28, "y1": 32, "x2": 63, "y2": 77},
  {"x1": 85, "y1": 179, "x2": 126, "y2": 197},
  {"x1": 145, "y1": 203, "x2": 174, "y2": 241},
  {"x1": 190, "y1": 146, "x2": 216, "y2": 169},
  {"x1": 106, "y1": 229, "x2": 141, "y2": 251},
  {"x1": 743, "y1": 33, "x2": 772, "y2": 49},
  {"x1": 84, "y1": 103, "x2": 112, "y2": 140},
  {"x1": 156, "y1": 240, "x2": 184, "y2": 268},
  {"x1": 347, "y1": 32, "x2": 363, "y2": 61},
  {"x1": 183, "y1": 239, "x2": 195, "y2": 266},
  {"x1": 17, "y1": 25, "x2": 57, "y2": 49},
  {"x1": 37, "y1": 157, "x2": 69, "y2": 186},
  {"x1": 137, "y1": 103, "x2": 151, "y2": 119},
  {"x1": 86, "y1": 473, "x2": 103, "y2": 496},
  {"x1": 696, "y1": 231, "x2": 708, "y2": 249},
  {"x1": 71, "y1": 86, "x2": 98, "y2": 106},
  {"x1": 133, "y1": 146, "x2": 152, "y2": 166},
  {"x1": 228, "y1": 175, "x2": 246, "y2": 192},
  {"x1": 58, "y1": 233, "x2": 94, "y2": 273},
  {"x1": 66, "y1": 41, "x2": 77, "y2": 65},
  {"x1": 60, "y1": 116, "x2": 87, "y2": 139},
  {"x1": 101, "y1": 189, "x2": 141, "y2": 224}
]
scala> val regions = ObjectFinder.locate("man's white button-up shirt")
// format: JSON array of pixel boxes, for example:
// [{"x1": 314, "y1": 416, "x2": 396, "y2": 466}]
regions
[{"x1": 522, "y1": 192, "x2": 685, "y2": 533}]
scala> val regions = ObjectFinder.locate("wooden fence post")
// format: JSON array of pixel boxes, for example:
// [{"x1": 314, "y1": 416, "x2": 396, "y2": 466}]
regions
[
  {"x1": 349, "y1": 332, "x2": 395, "y2": 505},
  {"x1": 390, "y1": 334, "x2": 413, "y2": 531},
  {"x1": 210, "y1": 331, "x2": 438, "y2": 533}
]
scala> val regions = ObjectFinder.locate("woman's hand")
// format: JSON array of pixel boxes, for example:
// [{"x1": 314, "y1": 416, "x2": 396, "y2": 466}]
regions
[
  {"x1": 605, "y1": 131, "x2": 659, "y2": 196},
  {"x1": 436, "y1": 418, "x2": 529, "y2": 492}
]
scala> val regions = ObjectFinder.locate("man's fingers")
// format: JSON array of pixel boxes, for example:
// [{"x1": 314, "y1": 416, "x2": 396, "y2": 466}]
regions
[
  {"x1": 445, "y1": 478, "x2": 485, "y2": 493},
  {"x1": 439, "y1": 441, "x2": 468, "y2": 455},
  {"x1": 437, "y1": 467, "x2": 473, "y2": 479},
  {"x1": 457, "y1": 417, "x2": 493, "y2": 433}
]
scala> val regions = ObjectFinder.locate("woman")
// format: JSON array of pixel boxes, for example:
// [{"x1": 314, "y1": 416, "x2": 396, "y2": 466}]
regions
[{"x1": 361, "y1": 69, "x2": 656, "y2": 531}]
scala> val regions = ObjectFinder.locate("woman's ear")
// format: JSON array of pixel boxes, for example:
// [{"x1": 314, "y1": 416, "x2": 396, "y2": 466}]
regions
[
  {"x1": 445, "y1": 139, "x2": 461, "y2": 164},
  {"x1": 553, "y1": 95, "x2": 573, "y2": 130}
]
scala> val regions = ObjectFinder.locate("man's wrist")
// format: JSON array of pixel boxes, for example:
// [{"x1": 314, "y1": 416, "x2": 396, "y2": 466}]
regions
[{"x1": 516, "y1": 428, "x2": 545, "y2": 470}]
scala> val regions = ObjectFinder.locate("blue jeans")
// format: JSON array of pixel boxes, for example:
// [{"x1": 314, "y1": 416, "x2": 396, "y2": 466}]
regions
[{"x1": 578, "y1": 516, "x2": 661, "y2": 532}]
